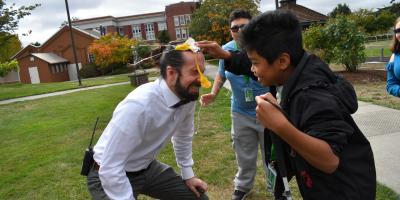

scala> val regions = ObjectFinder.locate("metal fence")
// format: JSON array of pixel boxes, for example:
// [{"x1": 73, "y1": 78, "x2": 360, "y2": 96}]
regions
[{"x1": 366, "y1": 34, "x2": 393, "y2": 42}]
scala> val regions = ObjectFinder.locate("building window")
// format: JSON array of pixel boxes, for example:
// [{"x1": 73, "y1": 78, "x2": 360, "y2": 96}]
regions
[
  {"x1": 118, "y1": 27, "x2": 125, "y2": 36},
  {"x1": 88, "y1": 53, "x2": 95, "y2": 64},
  {"x1": 185, "y1": 15, "x2": 191, "y2": 24},
  {"x1": 175, "y1": 28, "x2": 181, "y2": 40},
  {"x1": 132, "y1": 25, "x2": 142, "y2": 40},
  {"x1": 158, "y1": 22, "x2": 167, "y2": 31},
  {"x1": 181, "y1": 28, "x2": 187, "y2": 39},
  {"x1": 179, "y1": 15, "x2": 185, "y2": 25},
  {"x1": 174, "y1": 16, "x2": 179, "y2": 27},
  {"x1": 51, "y1": 65, "x2": 55, "y2": 74},
  {"x1": 145, "y1": 23, "x2": 155, "y2": 40}
]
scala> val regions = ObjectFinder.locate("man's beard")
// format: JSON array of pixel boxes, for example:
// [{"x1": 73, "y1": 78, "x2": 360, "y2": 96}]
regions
[{"x1": 175, "y1": 75, "x2": 200, "y2": 101}]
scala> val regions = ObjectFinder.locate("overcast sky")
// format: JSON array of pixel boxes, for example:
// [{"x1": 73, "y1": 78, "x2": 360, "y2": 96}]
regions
[{"x1": 9, "y1": 0, "x2": 394, "y2": 47}]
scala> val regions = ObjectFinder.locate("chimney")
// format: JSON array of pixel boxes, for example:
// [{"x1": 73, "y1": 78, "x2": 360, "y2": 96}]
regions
[{"x1": 279, "y1": 0, "x2": 296, "y2": 7}]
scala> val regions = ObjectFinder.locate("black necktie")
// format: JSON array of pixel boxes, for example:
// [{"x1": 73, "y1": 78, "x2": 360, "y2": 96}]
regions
[{"x1": 171, "y1": 99, "x2": 191, "y2": 108}]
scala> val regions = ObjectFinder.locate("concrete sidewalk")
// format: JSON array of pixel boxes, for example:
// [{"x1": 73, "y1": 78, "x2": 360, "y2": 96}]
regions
[
  {"x1": 204, "y1": 63, "x2": 400, "y2": 194},
  {"x1": 0, "y1": 82, "x2": 130, "y2": 105},
  {"x1": 0, "y1": 77, "x2": 159, "y2": 105}
]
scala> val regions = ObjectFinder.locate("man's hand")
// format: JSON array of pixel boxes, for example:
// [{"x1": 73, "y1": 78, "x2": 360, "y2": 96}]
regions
[
  {"x1": 255, "y1": 93, "x2": 289, "y2": 133},
  {"x1": 196, "y1": 41, "x2": 231, "y2": 60},
  {"x1": 200, "y1": 93, "x2": 216, "y2": 106},
  {"x1": 185, "y1": 177, "x2": 208, "y2": 198}
]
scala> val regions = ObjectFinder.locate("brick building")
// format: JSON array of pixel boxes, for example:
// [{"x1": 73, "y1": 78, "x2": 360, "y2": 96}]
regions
[
  {"x1": 72, "y1": 1, "x2": 199, "y2": 42},
  {"x1": 12, "y1": 26, "x2": 98, "y2": 84}
]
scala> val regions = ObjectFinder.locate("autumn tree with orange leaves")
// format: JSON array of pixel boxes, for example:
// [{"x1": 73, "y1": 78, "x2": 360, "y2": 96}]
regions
[
  {"x1": 88, "y1": 33, "x2": 136, "y2": 72},
  {"x1": 189, "y1": 0, "x2": 260, "y2": 45}
]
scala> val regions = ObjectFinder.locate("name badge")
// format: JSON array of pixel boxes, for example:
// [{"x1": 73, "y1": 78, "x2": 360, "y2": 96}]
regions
[
  {"x1": 244, "y1": 88, "x2": 254, "y2": 102},
  {"x1": 267, "y1": 163, "x2": 277, "y2": 193}
]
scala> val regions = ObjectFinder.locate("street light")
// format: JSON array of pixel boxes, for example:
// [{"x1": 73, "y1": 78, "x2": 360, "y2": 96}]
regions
[{"x1": 64, "y1": 0, "x2": 82, "y2": 86}]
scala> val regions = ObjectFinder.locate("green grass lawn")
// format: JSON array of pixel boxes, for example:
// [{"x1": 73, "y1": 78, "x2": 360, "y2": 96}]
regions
[
  {"x1": 0, "y1": 71, "x2": 160, "y2": 101},
  {"x1": 365, "y1": 40, "x2": 392, "y2": 58},
  {"x1": 0, "y1": 84, "x2": 398, "y2": 199}
]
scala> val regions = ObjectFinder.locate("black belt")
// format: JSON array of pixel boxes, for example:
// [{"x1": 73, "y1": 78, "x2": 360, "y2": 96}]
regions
[{"x1": 93, "y1": 162, "x2": 148, "y2": 176}]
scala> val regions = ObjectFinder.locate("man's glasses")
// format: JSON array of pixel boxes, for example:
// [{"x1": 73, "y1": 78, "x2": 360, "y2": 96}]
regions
[
  {"x1": 394, "y1": 28, "x2": 400, "y2": 34},
  {"x1": 230, "y1": 24, "x2": 246, "y2": 33}
]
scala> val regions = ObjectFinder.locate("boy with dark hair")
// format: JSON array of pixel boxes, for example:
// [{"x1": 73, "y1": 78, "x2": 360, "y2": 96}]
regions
[
  {"x1": 198, "y1": 10, "x2": 376, "y2": 199},
  {"x1": 200, "y1": 9, "x2": 269, "y2": 200}
]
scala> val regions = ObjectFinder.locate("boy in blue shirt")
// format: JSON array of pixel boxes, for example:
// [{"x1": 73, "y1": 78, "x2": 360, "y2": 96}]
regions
[{"x1": 200, "y1": 10, "x2": 269, "y2": 200}]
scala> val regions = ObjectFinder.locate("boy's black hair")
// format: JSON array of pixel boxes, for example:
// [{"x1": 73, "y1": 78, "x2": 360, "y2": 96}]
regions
[
  {"x1": 160, "y1": 46, "x2": 184, "y2": 79},
  {"x1": 229, "y1": 9, "x2": 252, "y2": 23},
  {"x1": 239, "y1": 10, "x2": 304, "y2": 66}
]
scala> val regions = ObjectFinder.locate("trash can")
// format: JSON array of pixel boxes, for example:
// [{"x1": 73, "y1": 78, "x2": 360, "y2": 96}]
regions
[{"x1": 128, "y1": 70, "x2": 149, "y2": 87}]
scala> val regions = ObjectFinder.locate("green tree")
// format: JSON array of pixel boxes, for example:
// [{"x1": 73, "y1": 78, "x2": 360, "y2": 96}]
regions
[
  {"x1": 88, "y1": 33, "x2": 137, "y2": 73},
  {"x1": 0, "y1": 0, "x2": 40, "y2": 46},
  {"x1": 349, "y1": 9, "x2": 396, "y2": 35},
  {"x1": 157, "y1": 30, "x2": 170, "y2": 44},
  {"x1": 0, "y1": 59, "x2": 18, "y2": 77},
  {"x1": 189, "y1": 0, "x2": 260, "y2": 45},
  {"x1": 304, "y1": 16, "x2": 366, "y2": 72},
  {"x1": 0, "y1": 34, "x2": 21, "y2": 62},
  {"x1": 329, "y1": 3, "x2": 351, "y2": 18}
]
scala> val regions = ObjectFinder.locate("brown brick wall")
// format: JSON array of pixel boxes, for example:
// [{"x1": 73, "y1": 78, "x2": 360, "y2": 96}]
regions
[
  {"x1": 106, "y1": 26, "x2": 117, "y2": 34},
  {"x1": 123, "y1": 25, "x2": 133, "y2": 38},
  {"x1": 165, "y1": 2, "x2": 198, "y2": 41},
  {"x1": 18, "y1": 57, "x2": 68, "y2": 83},
  {"x1": 141, "y1": 24, "x2": 146, "y2": 39},
  {"x1": 40, "y1": 29, "x2": 95, "y2": 65}
]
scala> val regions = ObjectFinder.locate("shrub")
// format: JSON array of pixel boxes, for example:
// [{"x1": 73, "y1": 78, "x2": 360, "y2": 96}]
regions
[
  {"x1": 304, "y1": 16, "x2": 366, "y2": 72},
  {"x1": 80, "y1": 64, "x2": 100, "y2": 78}
]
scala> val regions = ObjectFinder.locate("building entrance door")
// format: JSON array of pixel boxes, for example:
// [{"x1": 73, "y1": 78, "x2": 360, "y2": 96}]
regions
[{"x1": 28, "y1": 67, "x2": 40, "y2": 84}]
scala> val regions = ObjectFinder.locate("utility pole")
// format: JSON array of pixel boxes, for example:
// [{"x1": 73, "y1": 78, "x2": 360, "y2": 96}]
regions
[{"x1": 64, "y1": 0, "x2": 82, "y2": 86}]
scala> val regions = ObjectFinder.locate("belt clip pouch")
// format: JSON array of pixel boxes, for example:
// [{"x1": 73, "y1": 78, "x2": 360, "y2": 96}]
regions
[{"x1": 81, "y1": 148, "x2": 94, "y2": 176}]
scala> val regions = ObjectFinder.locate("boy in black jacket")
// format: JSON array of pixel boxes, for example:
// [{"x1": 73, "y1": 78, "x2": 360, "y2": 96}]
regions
[{"x1": 199, "y1": 10, "x2": 376, "y2": 199}]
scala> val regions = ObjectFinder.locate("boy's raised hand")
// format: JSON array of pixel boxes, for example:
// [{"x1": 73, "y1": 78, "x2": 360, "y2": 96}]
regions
[
  {"x1": 255, "y1": 93, "x2": 288, "y2": 133},
  {"x1": 196, "y1": 41, "x2": 231, "y2": 60}
]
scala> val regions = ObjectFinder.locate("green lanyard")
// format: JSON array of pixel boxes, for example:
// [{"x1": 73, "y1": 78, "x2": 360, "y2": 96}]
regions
[
  {"x1": 270, "y1": 144, "x2": 276, "y2": 161},
  {"x1": 243, "y1": 75, "x2": 249, "y2": 85}
]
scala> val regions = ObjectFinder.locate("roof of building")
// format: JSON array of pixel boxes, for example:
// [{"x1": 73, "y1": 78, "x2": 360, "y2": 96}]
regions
[
  {"x1": 72, "y1": 11, "x2": 166, "y2": 24},
  {"x1": 31, "y1": 53, "x2": 68, "y2": 64},
  {"x1": 12, "y1": 25, "x2": 99, "y2": 60},
  {"x1": 278, "y1": 1, "x2": 327, "y2": 24}
]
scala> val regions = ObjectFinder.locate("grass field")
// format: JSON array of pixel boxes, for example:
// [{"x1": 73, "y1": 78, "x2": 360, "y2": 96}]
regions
[
  {"x1": 0, "y1": 83, "x2": 398, "y2": 199},
  {"x1": 0, "y1": 71, "x2": 160, "y2": 101},
  {"x1": 365, "y1": 40, "x2": 392, "y2": 58}
]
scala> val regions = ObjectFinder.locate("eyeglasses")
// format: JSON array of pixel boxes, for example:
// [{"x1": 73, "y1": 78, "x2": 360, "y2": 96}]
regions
[
  {"x1": 394, "y1": 28, "x2": 400, "y2": 34},
  {"x1": 230, "y1": 24, "x2": 246, "y2": 33}
]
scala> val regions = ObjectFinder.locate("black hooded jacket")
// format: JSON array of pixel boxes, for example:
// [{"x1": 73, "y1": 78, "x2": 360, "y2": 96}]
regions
[{"x1": 225, "y1": 52, "x2": 376, "y2": 199}]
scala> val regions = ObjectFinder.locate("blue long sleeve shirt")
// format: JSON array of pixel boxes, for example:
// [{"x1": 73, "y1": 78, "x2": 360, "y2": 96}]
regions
[{"x1": 386, "y1": 54, "x2": 400, "y2": 97}]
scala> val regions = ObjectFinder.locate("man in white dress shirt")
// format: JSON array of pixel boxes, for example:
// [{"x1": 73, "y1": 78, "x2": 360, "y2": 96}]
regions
[{"x1": 87, "y1": 48, "x2": 209, "y2": 200}]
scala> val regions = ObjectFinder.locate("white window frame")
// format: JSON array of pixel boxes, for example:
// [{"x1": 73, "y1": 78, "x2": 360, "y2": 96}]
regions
[
  {"x1": 118, "y1": 27, "x2": 125, "y2": 36},
  {"x1": 174, "y1": 16, "x2": 179, "y2": 27},
  {"x1": 185, "y1": 15, "x2": 191, "y2": 24},
  {"x1": 132, "y1": 25, "x2": 142, "y2": 40},
  {"x1": 145, "y1": 23, "x2": 155, "y2": 41},
  {"x1": 175, "y1": 28, "x2": 181, "y2": 40},
  {"x1": 179, "y1": 15, "x2": 185, "y2": 25},
  {"x1": 181, "y1": 28, "x2": 187, "y2": 39},
  {"x1": 158, "y1": 22, "x2": 167, "y2": 31}
]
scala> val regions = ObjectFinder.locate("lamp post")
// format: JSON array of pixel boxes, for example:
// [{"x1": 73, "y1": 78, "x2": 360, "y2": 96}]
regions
[{"x1": 64, "y1": 0, "x2": 82, "y2": 86}]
